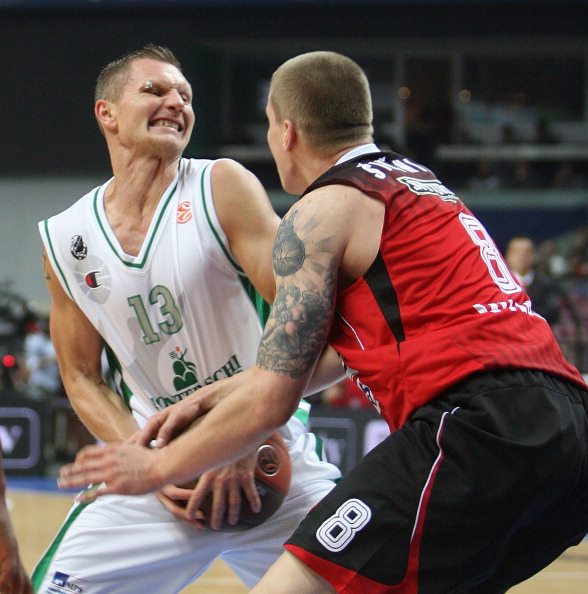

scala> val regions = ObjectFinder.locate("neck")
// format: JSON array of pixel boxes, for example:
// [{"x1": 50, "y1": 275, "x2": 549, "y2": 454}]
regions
[
  {"x1": 298, "y1": 142, "x2": 373, "y2": 192},
  {"x1": 108, "y1": 152, "x2": 180, "y2": 211}
]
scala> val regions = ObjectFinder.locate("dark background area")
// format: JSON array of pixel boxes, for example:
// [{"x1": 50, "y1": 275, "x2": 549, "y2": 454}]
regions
[{"x1": 1, "y1": 0, "x2": 586, "y2": 178}]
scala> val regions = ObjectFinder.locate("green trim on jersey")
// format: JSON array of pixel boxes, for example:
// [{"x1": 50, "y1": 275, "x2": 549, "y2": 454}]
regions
[
  {"x1": 293, "y1": 399, "x2": 311, "y2": 426},
  {"x1": 31, "y1": 496, "x2": 94, "y2": 589},
  {"x1": 199, "y1": 162, "x2": 268, "y2": 323},
  {"x1": 42, "y1": 219, "x2": 74, "y2": 300},
  {"x1": 200, "y1": 163, "x2": 244, "y2": 274},
  {"x1": 103, "y1": 343, "x2": 134, "y2": 410},
  {"x1": 93, "y1": 182, "x2": 179, "y2": 269},
  {"x1": 239, "y1": 276, "x2": 271, "y2": 327}
]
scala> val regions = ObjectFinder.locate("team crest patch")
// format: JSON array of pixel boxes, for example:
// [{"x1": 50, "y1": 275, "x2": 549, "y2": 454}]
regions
[
  {"x1": 177, "y1": 200, "x2": 192, "y2": 223},
  {"x1": 70, "y1": 235, "x2": 87, "y2": 260}
]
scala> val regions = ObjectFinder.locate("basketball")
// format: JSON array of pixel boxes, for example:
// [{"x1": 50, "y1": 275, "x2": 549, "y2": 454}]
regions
[{"x1": 181, "y1": 431, "x2": 292, "y2": 531}]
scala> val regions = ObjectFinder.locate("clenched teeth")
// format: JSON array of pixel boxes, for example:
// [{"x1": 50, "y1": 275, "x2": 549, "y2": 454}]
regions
[{"x1": 151, "y1": 120, "x2": 180, "y2": 131}]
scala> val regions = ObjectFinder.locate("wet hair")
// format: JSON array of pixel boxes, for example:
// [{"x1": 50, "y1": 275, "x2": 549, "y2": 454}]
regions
[
  {"x1": 95, "y1": 44, "x2": 182, "y2": 103},
  {"x1": 269, "y1": 51, "x2": 373, "y2": 154}
]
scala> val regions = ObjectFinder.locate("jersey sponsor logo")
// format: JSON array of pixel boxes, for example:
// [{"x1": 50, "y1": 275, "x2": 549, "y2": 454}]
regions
[
  {"x1": 48, "y1": 571, "x2": 86, "y2": 593},
  {"x1": 74, "y1": 255, "x2": 112, "y2": 304},
  {"x1": 84, "y1": 271, "x2": 101, "y2": 288},
  {"x1": 397, "y1": 176, "x2": 459, "y2": 202},
  {"x1": 170, "y1": 346, "x2": 198, "y2": 391},
  {"x1": 316, "y1": 498, "x2": 372, "y2": 552},
  {"x1": 150, "y1": 353, "x2": 244, "y2": 410},
  {"x1": 70, "y1": 235, "x2": 87, "y2": 260},
  {"x1": 176, "y1": 200, "x2": 193, "y2": 224}
]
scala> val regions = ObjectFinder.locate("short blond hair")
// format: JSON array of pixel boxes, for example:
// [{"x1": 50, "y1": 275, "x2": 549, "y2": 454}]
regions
[
  {"x1": 269, "y1": 51, "x2": 373, "y2": 153},
  {"x1": 95, "y1": 44, "x2": 182, "y2": 103}
]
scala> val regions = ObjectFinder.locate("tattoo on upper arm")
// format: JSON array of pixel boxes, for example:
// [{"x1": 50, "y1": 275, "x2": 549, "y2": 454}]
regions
[
  {"x1": 273, "y1": 213, "x2": 305, "y2": 276},
  {"x1": 258, "y1": 208, "x2": 337, "y2": 379}
]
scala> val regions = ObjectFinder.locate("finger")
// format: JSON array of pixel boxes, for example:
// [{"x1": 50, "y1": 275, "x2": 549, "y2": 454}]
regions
[
  {"x1": 184, "y1": 475, "x2": 211, "y2": 520},
  {"x1": 156, "y1": 491, "x2": 205, "y2": 527},
  {"x1": 137, "y1": 415, "x2": 166, "y2": 447},
  {"x1": 58, "y1": 465, "x2": 102, "y2": 490},
  {"x1": 241, "y1": 474, "x2": 262, "y2": 514},
  {"x1": 208, "y1": 481, "x2": 227, "y2": 531},
  {"x1": 155, "y1": 409, "x2": 193, "y2": 448},
  {"x1": 159, "y1": 484, "x2": 193, "y2": 501},
  {"x1": 226, "y1": 480, "x2": 243, "y2": 526},
  {"x1": 73, "y1": 482, "x2": 116, "y2": 504}
]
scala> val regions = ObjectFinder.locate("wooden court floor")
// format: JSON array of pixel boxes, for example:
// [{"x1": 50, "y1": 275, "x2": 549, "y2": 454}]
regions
[{"x1": 8, "y1": 487, "x2": 588, "y2": 593}]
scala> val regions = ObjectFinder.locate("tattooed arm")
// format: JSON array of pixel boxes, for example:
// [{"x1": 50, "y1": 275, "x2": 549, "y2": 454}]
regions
[{"x1": 59, "y1": 186, "x2": 374, "y2": 496}]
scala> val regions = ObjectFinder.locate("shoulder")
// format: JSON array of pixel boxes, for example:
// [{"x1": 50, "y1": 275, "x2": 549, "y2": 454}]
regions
[
  {"x1": 40, "y1": 183, "x2": 104, "y2": 231},
  {"x1": 209, "y1": 158, "x2": 277, "y2": 228},
  {"x1": 210, "y1": 158, "x2": 266, "y2": 195},
  {"x1": 293, "y1": 183, "x2": 371, "y2": 225}
]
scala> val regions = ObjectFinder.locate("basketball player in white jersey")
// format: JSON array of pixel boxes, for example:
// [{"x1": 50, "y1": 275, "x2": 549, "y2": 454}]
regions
[{"x1": 32, "y1": 45, "x2": 341, "y2": 593}]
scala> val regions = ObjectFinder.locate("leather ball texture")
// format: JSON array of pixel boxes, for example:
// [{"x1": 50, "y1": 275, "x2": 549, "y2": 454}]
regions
[{"x1": 197, "y1": 431, "x2": 292, "y2": 531}]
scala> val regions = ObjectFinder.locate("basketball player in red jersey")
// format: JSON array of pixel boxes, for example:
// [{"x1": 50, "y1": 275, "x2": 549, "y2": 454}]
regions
[{"x1": 60, "y1": 51, "x2": 588, "y2": 593}]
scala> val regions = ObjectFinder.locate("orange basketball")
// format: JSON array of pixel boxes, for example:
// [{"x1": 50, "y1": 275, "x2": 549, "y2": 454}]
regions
[{"x1": 184, "y1": 432, "x2": 292, "y2": 531}]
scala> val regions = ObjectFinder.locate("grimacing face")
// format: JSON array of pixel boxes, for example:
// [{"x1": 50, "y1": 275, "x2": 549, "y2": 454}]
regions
[{"x1": 103, "y1": 58, "x2": 195, "y2": 156}]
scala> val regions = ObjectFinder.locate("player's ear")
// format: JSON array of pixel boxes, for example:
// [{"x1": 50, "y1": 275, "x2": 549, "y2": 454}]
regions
[
  {"x1": 95, "y1": 99, "x2": 116, "y2": 131},
  {"x1": 282, "y1": 119, "x2": 296, "y2": 152}
]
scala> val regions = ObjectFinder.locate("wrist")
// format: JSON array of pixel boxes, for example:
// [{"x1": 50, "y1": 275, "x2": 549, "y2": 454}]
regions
[{"x1": 147, "y1": 447, "x2": 165, "y2": 490}]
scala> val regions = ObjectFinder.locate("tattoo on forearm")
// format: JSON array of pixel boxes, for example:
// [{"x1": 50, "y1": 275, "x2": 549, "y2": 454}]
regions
[{"x1": 259, "y1": 209, "x2": 337, "y2": 379}]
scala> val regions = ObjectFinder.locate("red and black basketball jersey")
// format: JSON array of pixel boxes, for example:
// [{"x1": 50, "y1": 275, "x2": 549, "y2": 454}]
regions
[{"x1": 303, "y1": 151, "x2": 585, "y2": 431}]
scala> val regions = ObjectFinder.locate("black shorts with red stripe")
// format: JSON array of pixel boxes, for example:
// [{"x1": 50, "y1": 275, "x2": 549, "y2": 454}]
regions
[{"x1": 285, "y1": 369, "x2": 588, "y2": 593}]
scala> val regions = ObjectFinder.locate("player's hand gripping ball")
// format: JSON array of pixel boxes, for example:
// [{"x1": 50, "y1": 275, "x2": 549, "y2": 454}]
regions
[{"x1": 190, "y1": 432, "x2": 292, "y2": 530}]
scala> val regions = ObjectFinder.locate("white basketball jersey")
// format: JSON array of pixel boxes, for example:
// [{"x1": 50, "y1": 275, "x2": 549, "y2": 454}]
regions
[{"x1": 39, "y1": 158, "x2": 271, "y2": 428}]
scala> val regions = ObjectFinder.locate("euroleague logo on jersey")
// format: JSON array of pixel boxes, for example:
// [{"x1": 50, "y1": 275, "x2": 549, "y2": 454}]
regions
[{"x1": 176, "y1": 201, "x2": 192, "y2": 224}]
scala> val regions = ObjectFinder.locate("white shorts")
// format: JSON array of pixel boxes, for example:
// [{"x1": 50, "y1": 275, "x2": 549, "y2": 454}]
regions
[{"x1": 32, "y1": 424, "x2": 340, "y2": 593}]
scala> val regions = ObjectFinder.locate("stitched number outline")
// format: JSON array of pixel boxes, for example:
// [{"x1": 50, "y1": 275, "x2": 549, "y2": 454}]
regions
[
  {"x1": 459, "y1": 213, "x2": 521, "y2": 294},
  {"x1": 316, "y1": 499, "x2": 372, "y2": 552}
]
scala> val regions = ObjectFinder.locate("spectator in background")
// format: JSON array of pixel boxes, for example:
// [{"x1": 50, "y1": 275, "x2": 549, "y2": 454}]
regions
[
  {"x1": 567, "y1": 225, "x2": 588, "y2": 278},
  {"x1": 22, "y1": 315, "x2": 61, "y2": 400},
  {"x1": 505, "y1": 236, "x2": 578, "y2": 327},
  {"x1": 536, "y1": 239, "x2": 569, "y2": 279}
]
